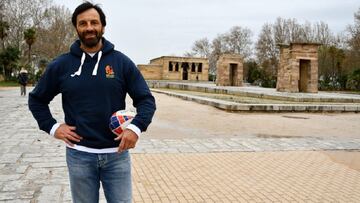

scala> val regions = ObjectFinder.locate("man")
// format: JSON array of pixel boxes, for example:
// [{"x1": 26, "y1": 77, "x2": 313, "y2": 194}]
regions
[
  {"x1": 28, "y1": 2, "x2": 156, "y2": 202},
  {"x1": 18, "y1": 67, "x2": 28, "y2": 96}
]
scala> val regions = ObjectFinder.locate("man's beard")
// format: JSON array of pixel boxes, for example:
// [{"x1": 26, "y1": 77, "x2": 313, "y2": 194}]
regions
[{"x1": 78, "y1": 30, "x2": 103, "y2": 48}]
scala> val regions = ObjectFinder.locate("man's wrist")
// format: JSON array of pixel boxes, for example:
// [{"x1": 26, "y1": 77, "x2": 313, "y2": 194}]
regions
[
  {"x1": 126, "y1": 124, "x2": 141, "y2": 138},
  {"x1": 50, "y1": 123, "x2": 61, "y2": 136}
]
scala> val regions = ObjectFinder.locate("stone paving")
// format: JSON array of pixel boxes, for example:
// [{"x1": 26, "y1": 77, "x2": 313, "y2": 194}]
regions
[
  {"x1": 1, "y1": 87, "x2": 360, "y2": 202},
  {"x1": 133, "y1": 136, "x2": 360, "y2": 154}
]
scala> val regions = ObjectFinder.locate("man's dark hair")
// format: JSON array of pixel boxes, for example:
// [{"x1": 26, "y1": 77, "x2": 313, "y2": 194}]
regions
[{"x1": 71, "y1": 1, "x2": 106, "y2": 27}]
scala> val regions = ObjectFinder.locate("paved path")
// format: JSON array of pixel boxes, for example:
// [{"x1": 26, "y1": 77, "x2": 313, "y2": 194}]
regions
[{"x1": 1, "y1": 87, "x2": 360, "y2": 202}]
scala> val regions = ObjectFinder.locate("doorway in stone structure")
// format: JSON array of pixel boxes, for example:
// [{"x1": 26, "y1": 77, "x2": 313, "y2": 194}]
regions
[
  {"x1": 229, "y1": 63, "x2": 238, "y2": 86},
  {"x1": 182, "y1": 63, "x2": 189, "y2": 80},
  {"x1": 299, "y1": 59, "x2": 310, "y2": 92}
]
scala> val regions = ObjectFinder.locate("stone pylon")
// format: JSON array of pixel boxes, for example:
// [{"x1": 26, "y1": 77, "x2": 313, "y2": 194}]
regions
[
  {"x1": 216, "y1": 54, "x2": 243, "y2": 86},
  {"x1": 277, "y1": 43, "x2": 321, "y2": 93}
]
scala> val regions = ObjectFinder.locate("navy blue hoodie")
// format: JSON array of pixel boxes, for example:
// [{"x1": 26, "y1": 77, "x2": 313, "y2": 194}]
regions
[{"x1": 29, "y1": 38, "x2": 156, "y2": 149}]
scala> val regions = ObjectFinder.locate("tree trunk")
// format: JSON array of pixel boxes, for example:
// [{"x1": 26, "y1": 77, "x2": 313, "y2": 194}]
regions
[
  {"x1": 4, "y1": 64, "x2": 11, "y2": 81},
  {"x1": 28, "y1": 44, "x2": 31, "y2": 64},
  {"x1": 1, "y1": 41, "x2": 4, "y2": 78}
]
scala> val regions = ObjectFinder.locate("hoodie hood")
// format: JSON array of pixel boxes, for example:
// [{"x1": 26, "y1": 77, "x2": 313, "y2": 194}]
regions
[{"x1": 70, "y1": 38, "x2": 115, "y2": 77}]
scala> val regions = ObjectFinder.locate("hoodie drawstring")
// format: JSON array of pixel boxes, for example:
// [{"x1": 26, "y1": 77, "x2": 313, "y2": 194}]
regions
[
  {"x1": 92, "y1": 51, "x2": 102, "y2": 76},
  {"x1": 70, "y1": 52, "x2": 86, "y2": 77},
  {"x1": 70, "y1": 51, "x2": 103, "y2": 77}
]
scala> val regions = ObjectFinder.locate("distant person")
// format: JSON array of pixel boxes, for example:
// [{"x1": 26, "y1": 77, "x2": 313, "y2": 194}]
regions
[
  {"x1": 18, "y1": 67, "x2": 28, "y2": 96},
  {"x1": 28, "y1": 1, "x2": 156, "y2": 202}
]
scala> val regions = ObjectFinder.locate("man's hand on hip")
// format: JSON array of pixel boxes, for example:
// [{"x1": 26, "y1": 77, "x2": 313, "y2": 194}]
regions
[
  {"x1": 54, "y1": 123, "x2": 83, "y2": 146},
  {"x1": 114, "y1": 129, "x2": 138, "y2": 153}
]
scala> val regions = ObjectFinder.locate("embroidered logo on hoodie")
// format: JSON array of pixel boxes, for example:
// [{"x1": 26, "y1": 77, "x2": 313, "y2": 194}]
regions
[{"x1": 105, "y1": 65, "x2": 115, "y2": 78}]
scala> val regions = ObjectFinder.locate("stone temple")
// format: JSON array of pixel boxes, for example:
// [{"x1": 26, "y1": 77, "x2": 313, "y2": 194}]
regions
[
  {"x1": 138, "y1": 56, "x2": 209, "y2": 81},
  {"x1": 138, "y1": 43, "x2": 320, "y2": 94}
]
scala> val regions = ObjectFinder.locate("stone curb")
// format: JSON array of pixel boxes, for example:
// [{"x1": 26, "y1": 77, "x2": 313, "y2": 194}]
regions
[
  {"x1": 147, "y1": 80, "x2": 360, "y2": 103},
  {"x1": 132, "y1": 137, "x2": 360, "y2": 154},
  {"x1": 151, "y1": 89, "x2": 360, "y2": 113}
]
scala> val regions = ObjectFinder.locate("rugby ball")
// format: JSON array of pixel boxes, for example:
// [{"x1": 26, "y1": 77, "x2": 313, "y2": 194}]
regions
[{"x1": 109, "y1": 110, "x2": 136, "y2": 136}]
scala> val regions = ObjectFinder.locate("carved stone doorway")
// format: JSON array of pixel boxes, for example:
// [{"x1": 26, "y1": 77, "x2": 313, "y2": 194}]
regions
[
  {"x1": 182, "y1": 63, "x2": 189, "y2": 80},
  {"x1": 299, "y1": 59, "x2": 310, "y2": 92},
  {"x1": 230, "y1": 63, "x2": 238, "y2": 86}
]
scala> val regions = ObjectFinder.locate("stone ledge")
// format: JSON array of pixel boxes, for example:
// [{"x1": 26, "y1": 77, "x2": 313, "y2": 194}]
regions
[
  {"x1": 147, "y1": 81, "x2": 360, "y2": 103},
  {"x1": 151, "y1": 89, "x2": 360, "y2": 113}
]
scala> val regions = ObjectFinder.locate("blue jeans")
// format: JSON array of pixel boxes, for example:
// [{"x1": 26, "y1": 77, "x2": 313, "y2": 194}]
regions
[{"x1": 66, "y1": 148, "x2": 132, "y2": 203}]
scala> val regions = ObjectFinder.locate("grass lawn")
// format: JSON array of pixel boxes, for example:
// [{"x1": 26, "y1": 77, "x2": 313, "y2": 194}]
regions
[{"x1": 0, "y1": 81, "x2": 19, "y2": 87}]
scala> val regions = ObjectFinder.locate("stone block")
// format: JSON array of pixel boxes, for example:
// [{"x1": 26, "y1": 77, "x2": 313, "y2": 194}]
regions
[
  {"x1": 277, "y1": 43, "x2": 320, "y2": 93},
  {"x1": 279, "y1": 105, "x2": 294, "y2": 111},
  {"x1": 331, "y1": 106, "x2": 345, "y2": 112},
  {"x1": 250, "y1": 105, "x2": 266, "y2": 111},
  {"x1": 306, "y1": 105, "x2": 319, "y2": 112},
  {"x1": 235, "y1": 105, "x2": 250, "y2": 111},
  {"x1": 293, "y1": 105, "x2": 307, "y2": 111},
  {"x1": 318, "y1": 105, "x2": 332, "y2": 112},
  {"x1": 344, "y1": 105, "x2": 359, "y2": 112}
]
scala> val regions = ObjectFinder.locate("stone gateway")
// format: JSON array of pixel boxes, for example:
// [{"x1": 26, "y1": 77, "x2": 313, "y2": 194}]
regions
[{"x1": 277, "y1": 43, "x2": 321, "y2": 93}]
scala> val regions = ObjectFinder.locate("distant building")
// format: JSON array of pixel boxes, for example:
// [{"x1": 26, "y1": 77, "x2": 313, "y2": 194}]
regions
[
  {"x1": 277, "y1": 43, "x2": 321, "y2": 93},
  {"x1": 138, "y1": 56, "x2": 209, "y2": 81}
]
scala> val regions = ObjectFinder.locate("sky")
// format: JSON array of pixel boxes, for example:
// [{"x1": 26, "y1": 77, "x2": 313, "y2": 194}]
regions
[{"x1": 54, "y1": 0, "x2": 359, "y2": 64}]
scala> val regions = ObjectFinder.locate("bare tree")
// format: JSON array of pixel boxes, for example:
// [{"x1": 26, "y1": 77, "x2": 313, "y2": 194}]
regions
[
  {"x1": 344, "y1": 7, "x2": 360, "y2": 88},
  {"x1": 256, "y1": 23, "x2": 277, "y2": 62},
  {"x1": 347, "y1": 8, "x2": 360, "y2": 52},
  {"x1": 0, "y1": 1, "x2": 8, "y2": 51},
  {"x1": 273, "y1": 17, "x2": 290, "y2": 44},
  {"x1": 255, "y1": 23, "x2": 278, "y2": 78},
  {"x1": 273, "y1": 17, "x2": 304, "y2": 44},
  {"x1": 287, "y1": 18, "x2": 303, "y2": 42},
  {"x1": 299, "y1": 21, "x2": 315, "y2": 42},
  {"x1": 0, "y1": 0, "x2": 76, "y2": 80},
  {"x1": 223, "y1": 26, "x2": 252, "y2": 58},
  {"x1": 186, "y1": 26, "x2": 253, "y2": 80},
  {"x1": 2, "y1": 0, "x2": 50, "y2": 49},
  {"x1": 209, "y1": 34, "x2": 234, "y2": 78},
  {"x1": 314, "y1": 21, "x2": 334, "y2": 46},
  {"x1": 33, "y1": 5, "x2": 76, "y2": 60},
  {"x1": 211, "y1": 34, "x2": 227, "y2": 55},
  {"x1": 188, "y1": 38, "x2": 211, "y2": 58}
]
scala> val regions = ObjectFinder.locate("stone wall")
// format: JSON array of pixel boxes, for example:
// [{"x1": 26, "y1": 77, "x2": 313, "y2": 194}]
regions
[
  {"x1": 277, "y1": 43, "x2": 320, "y2": 93},
  {"x1": 216, "y1": 54, "x2": 243, "y2": 86},
  {"x1": 137, "y1": 64, "x2": 162, "y2": 80}
]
